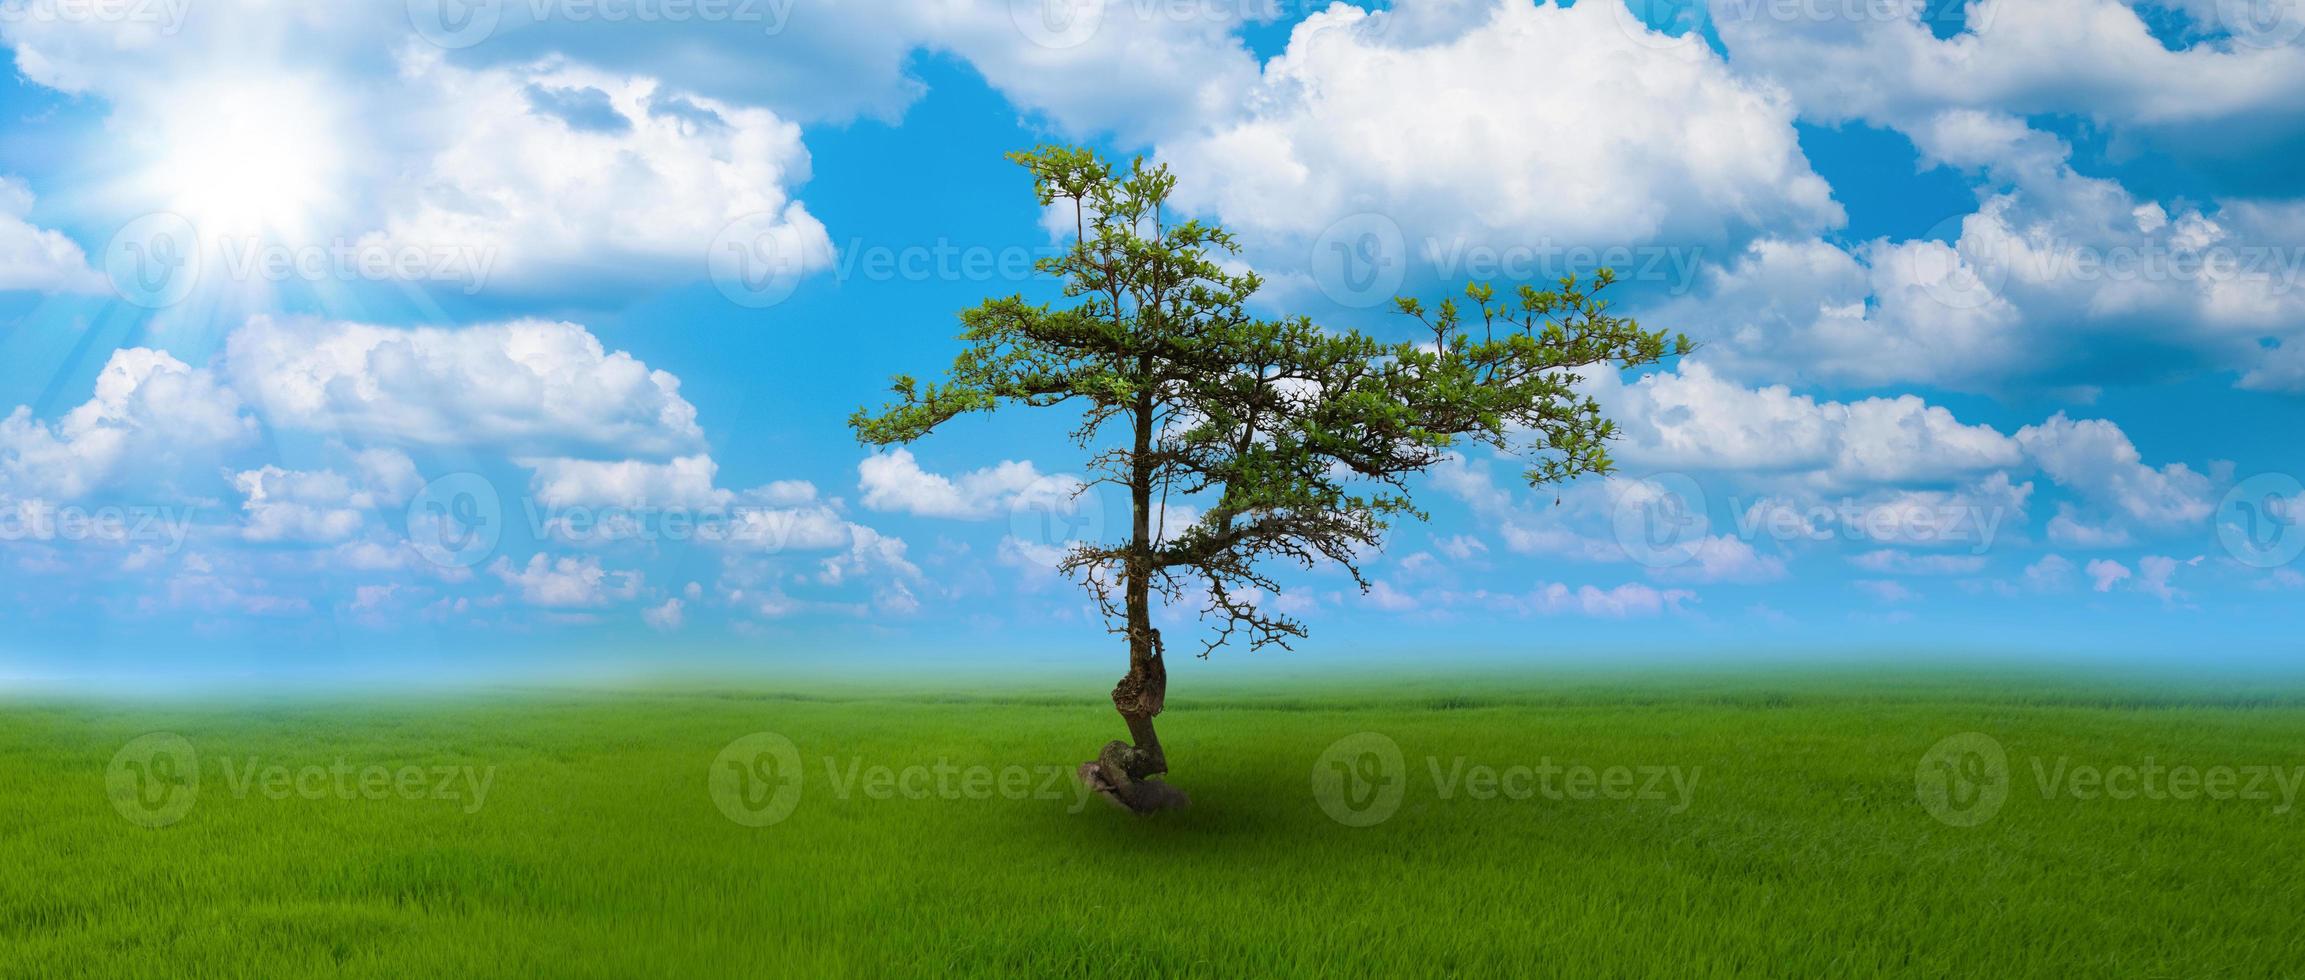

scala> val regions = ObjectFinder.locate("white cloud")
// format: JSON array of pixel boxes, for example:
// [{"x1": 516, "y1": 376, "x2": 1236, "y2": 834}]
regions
[
  {"x1": 818, "y1": 524, "x2": 920, "y2": 585},
  {"x1": 2016, "y1": 414, "x2": 2215, "y2": 529},
  {"x1": 0, "y1": 347, "x2": 254, "y2": 501},
  {"x1": 225, "y1": 316, "x2": 704, "y2": 457},
  {"x1": 1654, "y1": 534, "x2": 1788, "y2": 585},
  {"x1": 1666, "y1": 114, "x2": 2305, "y2": 392},
  {"x1": 644, "y1": 597, "x2": 685, "y2": 631},
  {"x1": 1157, "y1": 0, "x2": 1841, "y2": 279},
  {"x1": 857, "y1": 448, "x2": 1051, "y2": 519},
  {"x1": 1711, "y1": 0, "x2": 2305, "y2": 194},
  {"x1": 1852, "y1": 550, "x2": 1989, "y2": 575},
  {"x1": 490, "y1": 553, "x2": 644, "y2": 607},
  {"x1": 916, "y1": 0, "x2": 1261, "y2": 143},
  {"x1": 231, "y1": 459, "x2": 406, "y2": 544},
  {"x1": 1648, "y1": 236, "x2": 2026, "y2": 389},
  {"x1": 2135, "y1": 554, "x2": 2202, "y2": 603},
  {"x1": 0, "y1": 177, "x2": 101, "y2": 292},
  {"x1": 1433, "y1": 534, "x2": 1488, "y2": 561},
  {"x1": 1591, "y1": 361, "x2": 2022, "y2": 487},
  {"x1": 225, "y1": 448, "x2": 420, "y2": 545},
  {"x1": 2086, "y1": 558, "x2": 2133, "y2": 592},
  {"x1": 359, "y1": 52, "x2": 833, "y2": 293},
  {"x1": 1519, "y1": 581, "x2": 1695, "y2": 617},
  {"x1": 2023, "y1": 554, "x2": 2077, "y2": 592},
  {"x1": 525, "y1": 454, "x2": 728, "y2": 509}
]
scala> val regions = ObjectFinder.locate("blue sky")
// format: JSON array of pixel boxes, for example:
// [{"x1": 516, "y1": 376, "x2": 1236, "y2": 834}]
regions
[{"x1": 1, "y1": 0, "x2": 2303, "y2": 683}]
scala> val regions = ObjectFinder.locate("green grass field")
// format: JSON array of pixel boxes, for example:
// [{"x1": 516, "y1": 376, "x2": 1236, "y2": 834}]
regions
[{"x1": 5, "y1": 667, "x2": 2304, "y2": 977}]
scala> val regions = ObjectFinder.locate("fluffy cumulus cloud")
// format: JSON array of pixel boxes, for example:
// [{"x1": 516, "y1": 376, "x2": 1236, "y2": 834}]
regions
[
  {"x1": 1154, "y1": 0, "x2": 1842, "y2": 280},
  {"x1": 0, "y1": 348, "x2": 254, "y2": 502},
  {"x1": 2015, "y1": 414, "x2": 2216, "y2": 545},
  {"x1": 0, "y1": 312, "x2": 918, "y2": 633},
  {"x1": 643, "y1": 597, "x2": 685, "y2": 632},
  {"x1": 1589, "y1": 362, "x2": 2022, "y2": 487},
  {"x1": 224, "y1": 317, "x2": 703, "y2": 457},
  {"x1": 356, "y1": 51, "x2": 833, "y2": 293},
  {"x1": 857, "y1": 448, "x2": 1052, "y2": 519},
  {"x1": 232, "y1": 450, "x2": 422, "y2": 544},
  {"x1": 2087, "y1": 557, "x2": 2134, "y2": 592},
  {"x1": 1708, "y1": 0, "x2": 2305, "y2": 194},
  {"x1": 525, "y1": 454, "x2": 728, "y2": 509},
  {"x1": 1666, "y1": 112, "x2": 2305, "y2": 393},
  {"x1": 0, "y1": 177, "x2": 102, "y2": 293},
  {"x1": 1428, "y1": 580, "x2": 1697, "y2": 618},
  {"x1": 1424, "y1": 353, "x2": 2240, "y2": 607},
  {"x1": 911, "y1": 0, "x2": 1262, "y2": 143},
  {"x1": 491, "y1": 553, "x2": 645, "y2": 607}
]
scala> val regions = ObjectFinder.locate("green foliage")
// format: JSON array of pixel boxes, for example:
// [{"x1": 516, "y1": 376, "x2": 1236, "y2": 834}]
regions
[{"x1": 853, "y1": 146, "x2": 1689, "y2": 655}]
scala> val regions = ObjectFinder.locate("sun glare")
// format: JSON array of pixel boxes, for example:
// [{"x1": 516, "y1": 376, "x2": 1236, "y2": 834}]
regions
[{"x1": 139, "y1": 79, "x2": 344, "y2": 243}]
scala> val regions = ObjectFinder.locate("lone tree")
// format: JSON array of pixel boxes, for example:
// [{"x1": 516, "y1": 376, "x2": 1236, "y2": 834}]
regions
[{"x1": 852, "y1": 146, "x2": 1686, "y2": 813}]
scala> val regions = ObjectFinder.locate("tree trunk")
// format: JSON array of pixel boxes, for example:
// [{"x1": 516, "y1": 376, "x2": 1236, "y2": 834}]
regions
[
  {"x1": 1078, "y1": 383, "x2": 1190, "y2": 813},
  {"x1": 1078, "y1": 626, "x2": 1189, "y2": 813}
]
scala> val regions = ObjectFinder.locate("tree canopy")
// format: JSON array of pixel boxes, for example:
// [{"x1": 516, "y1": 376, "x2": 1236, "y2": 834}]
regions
[{"x1": 853, "y1": 145, "x2": 1687, "y2": 659}]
